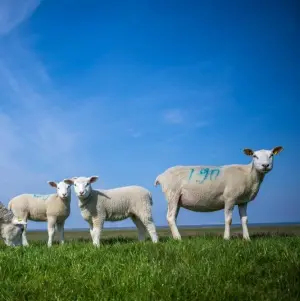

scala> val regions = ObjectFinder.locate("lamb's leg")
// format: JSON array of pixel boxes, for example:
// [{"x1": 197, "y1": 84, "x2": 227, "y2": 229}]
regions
[
  {"x1": 57, "y1": 221, "x2": 65, "y2": 245},
  {"x1": 144, "y1": 219, "x2": 158, "y2": 243},
  {"x1": 21, "y1": 217, "x2": 29, "y2": 247},
  {"x1": 224, "y1": 203, "x2": 235, "y2": 240},
  {"x1": 166, "y1": 191, "x2": 181, "y2": 240},
  {"x1": 238, "y1": 203, "x2": 250, "y2": 240},
  {"x1": 131, "y1": 215, "x2": 146, "y2": 241},
  {"x1": 92, "y1": 216, "x2": 104, "y2": 247},
  {"x1": 136, "y1": 213, "x2": 159, "y2": 243},
  {"x1": 47, "y1": 217, "x2": 56, "y2": 247},
  {"x1": 88, "y1": 221, "x2": 94, "y2": 241}
]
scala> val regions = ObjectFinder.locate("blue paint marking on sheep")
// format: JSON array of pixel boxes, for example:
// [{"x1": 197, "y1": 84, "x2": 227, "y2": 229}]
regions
[
  {"x1": 188, "y1": 167, "x2": 221, "y2": 183},
  {"x1": 188, "y1": 168, "x2": 195, "y2": 180},
  {"x1": 32, "y1": 194, "x2": 51, "y2": 200}
]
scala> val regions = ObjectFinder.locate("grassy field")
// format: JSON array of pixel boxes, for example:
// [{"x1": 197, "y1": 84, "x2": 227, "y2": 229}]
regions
[{"x1": 1, "y1": 225, "x2": 300, "y2": 301}]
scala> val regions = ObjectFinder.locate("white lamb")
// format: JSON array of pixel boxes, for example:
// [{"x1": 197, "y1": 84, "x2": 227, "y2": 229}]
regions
[
  {"x1": 154, "y1": 146, "x2": 283, "y2": 241},
  {"x1": 0, "y1": 201, "x2": 27, "y2": 247},
  {"x1": 64, "y1": 176, "x2": 159, "y2": 247},
  {"x1": 8, "y1": 180, "x2": 72, "y2": 247}
]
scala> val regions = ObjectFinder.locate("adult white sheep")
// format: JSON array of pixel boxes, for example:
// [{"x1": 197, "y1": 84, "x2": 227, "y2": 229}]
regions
[
  {"x1": 0, "y1": 201, "x2": 27, "y2": 247},
  {"x1": 154, "y1": 146, "x2": 283, "y2": 241},
  {"x1": 8, "y1": 180, "x2": 72, "y2": 247},
  {"x1": 64, "y1": 176, "x2": 158, "y2": 247}
]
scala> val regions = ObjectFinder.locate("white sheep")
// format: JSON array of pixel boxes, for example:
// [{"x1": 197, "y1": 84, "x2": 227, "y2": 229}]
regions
[
  {"x1": 154, "y1": 146, "x2": 283, "y2": 241},
  {"x1": 0, "y1": 201, "x2": 27, "y2": 247},
  {"x1": 8, "y1": 180, "x2": 72, "y2": 247},
  {"x1": 64, "y1": 176, "x2": 159, "y2": 247}
]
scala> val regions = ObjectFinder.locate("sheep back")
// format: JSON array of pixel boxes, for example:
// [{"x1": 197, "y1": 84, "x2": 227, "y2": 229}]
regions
[{"x1": 80, "y1": 185, "x2": 153, "y2": 222}]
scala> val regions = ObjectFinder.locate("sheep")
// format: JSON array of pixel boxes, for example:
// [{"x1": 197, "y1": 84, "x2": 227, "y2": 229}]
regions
[
  {"x1": 0, "y1": 201, "x2": 27, "y2": 247},
  {"x1": 154, "y1": 146, "x2": 283, "y2": 241},
  {"x1": 8, "y1": 180, "x2": 72, "y2": 247},
  {"x1": 63, "y1": 176, "x2": 158, "y2": 247}
]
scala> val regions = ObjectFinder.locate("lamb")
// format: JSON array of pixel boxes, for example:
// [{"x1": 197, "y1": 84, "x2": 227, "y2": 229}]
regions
[
  {"x1": 0, "y1": 201, "x2": 27, "y2": 247},
  {"x1": 63, "y1": 176, "x2": 158, "y2": 247},
  {"x1": 8, "y1": 180, "x2": 72, "y2": 247},
  {"x1": 154, "y1": 146, "x2": 283, "y2": 241}
]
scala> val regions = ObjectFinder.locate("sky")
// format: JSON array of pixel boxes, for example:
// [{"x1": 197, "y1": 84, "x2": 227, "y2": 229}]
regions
[{"x1": 0, "y1": 0, "x2": 299, "y2": 231}]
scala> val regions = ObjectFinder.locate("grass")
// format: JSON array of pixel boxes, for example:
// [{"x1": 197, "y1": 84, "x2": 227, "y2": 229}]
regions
[{"x1": 0, "y1": 226, "x2": 300, "y2": 301}]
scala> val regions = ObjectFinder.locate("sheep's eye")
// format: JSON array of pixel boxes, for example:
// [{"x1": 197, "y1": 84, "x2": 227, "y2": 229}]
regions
[
  {"x1": 85, "y1": 183, "x2": 89, "y2": 187},
  {"x1": 253, "y1": 155, "x2": 258, "y2": 159}
]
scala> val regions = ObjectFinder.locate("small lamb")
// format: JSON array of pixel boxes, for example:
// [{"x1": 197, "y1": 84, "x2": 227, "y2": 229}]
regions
[
  {"x1": 8, "y1": 180, "x2": 72, "y2": 247},
  {"x1": 0, "y1": 201, "x2": 27, "y2": 247},
  {"x1": 154, "y1": 146, "x2": 283, "y2": 241},
  {"x1": 64, "y1": 176, "x2": 159, "y2": 247}
]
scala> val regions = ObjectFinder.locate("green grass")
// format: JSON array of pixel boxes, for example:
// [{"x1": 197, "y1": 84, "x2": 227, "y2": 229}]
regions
[{"x1": 1, "y1": 227, "x2": 300, "y2": 301}]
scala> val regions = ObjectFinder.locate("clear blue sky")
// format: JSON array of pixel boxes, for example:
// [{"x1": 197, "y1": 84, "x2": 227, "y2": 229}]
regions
[{"x1": 0, "y1": 0, "x2": 298, "y2": 230}]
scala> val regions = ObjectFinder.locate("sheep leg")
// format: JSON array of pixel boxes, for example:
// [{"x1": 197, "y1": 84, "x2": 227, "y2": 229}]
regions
[
  {"x1": 131, "y1": 215, "x2": 146, "y2": 241},
  {"x1": 224, "y1": 203, "x2": 235, "y2": 240},
  {"x1": 143, "y1": 219, "x2": 159, "y2": 243},
  {"x1": 166, "y1": 192, "x2": 181, "y2": 240},
  {"x1": 47, "y1": 217, "x2": 56, "y2": 247},
  {"x1": 238, "y1": 203, "x2": 250, "y2": 240},
  {"x1": 21, "y1": 218, "x2": 29, "y2": 247},
  {"x1": 57, "y1": 222, "x2": 65, "y2": 245},
  {"x1": 88, "y1": 221, "x2": 94, "y2": 241},
  {"x1": 92, "y1": 216, "x2": 104, "y2": 247}
]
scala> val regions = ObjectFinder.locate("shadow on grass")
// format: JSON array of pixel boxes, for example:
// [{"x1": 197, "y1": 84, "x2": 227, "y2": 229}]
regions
[
  {"x1": 2, "y1": 231, "x2": 296, "y2": 249},
  {"x1": 68, "y1": 231, "x2": 297, "y2": 245},
  {"x1": 181, "y1": 231, "x2": 297, "y2": 241}
]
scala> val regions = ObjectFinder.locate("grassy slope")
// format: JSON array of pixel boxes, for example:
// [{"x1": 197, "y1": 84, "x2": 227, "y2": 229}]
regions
[{"x1": 0, "y1": 226, "x2": 300, "y2": 301}]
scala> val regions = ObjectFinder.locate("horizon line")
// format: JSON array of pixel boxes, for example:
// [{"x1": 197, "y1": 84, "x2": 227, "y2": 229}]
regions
[{"x1": 26, "y1": 221, "x2": 300, "y2": 232}]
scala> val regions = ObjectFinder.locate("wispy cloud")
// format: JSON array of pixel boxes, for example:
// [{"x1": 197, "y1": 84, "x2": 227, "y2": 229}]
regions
[
  {"x1": 0, "y1": 0, "x2": 41, "y2": 35},
  {"x1": 0, "y1": 4, "x2": 92, "y2": 213},
  {"x1": 127, "y1": 128, "x2": 142, "y2": 138},
  {"x1": 163, "y1": 109, "x2": 185, "y2": 124}
]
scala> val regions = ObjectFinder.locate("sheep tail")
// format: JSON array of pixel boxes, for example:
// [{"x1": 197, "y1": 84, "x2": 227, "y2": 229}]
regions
[
  {"x1": 154, "y1": 174, "x2": 162, "y2": 187},
  {"x1": 154, "y1": 174, "x2": 163, "y2": 186}
]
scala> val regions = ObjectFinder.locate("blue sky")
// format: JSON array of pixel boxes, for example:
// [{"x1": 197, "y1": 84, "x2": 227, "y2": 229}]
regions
[{"x1": 0, "y1": 0, "x2": 298, "y2": 231}]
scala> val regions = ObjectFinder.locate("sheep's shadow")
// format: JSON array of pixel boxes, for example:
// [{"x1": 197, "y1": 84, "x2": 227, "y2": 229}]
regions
[
  {"x1": 70, "y1": 231, "x2": 297, "y2": 246},
  {"x1": 69, "y1": 235, "x2": 172, "y2": 246},
  {"x1": 28, "y1": 230, "x2": 298, "y2": 247},
  {"x1": 183, "y1": 231, "x2": 297, "y2": 240}
]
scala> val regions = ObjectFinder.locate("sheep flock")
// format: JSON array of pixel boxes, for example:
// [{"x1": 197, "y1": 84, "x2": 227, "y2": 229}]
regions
[{"x1": 1, "y1": 146, "x2": 283, "y2": 248}]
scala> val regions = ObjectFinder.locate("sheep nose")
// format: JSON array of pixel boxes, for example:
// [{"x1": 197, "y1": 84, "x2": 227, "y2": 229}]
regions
[
  {"x1": 262, "y1": 164, "x2": 269, "y2": 168},
  {"x1": 79, "y1": 191, "x2": 84, "y2": 196}
]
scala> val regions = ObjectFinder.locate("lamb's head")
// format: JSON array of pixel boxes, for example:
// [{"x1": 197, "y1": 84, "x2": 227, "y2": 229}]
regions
[
  {"x1": 0, "y1": 202, "x2": 26, "y2": 247},
  {"x1": 48, "y1": 180, "x2": 72, "y2": 199},
  {"x1": 243, "y1": 146, "x2": 283, "y2": 174},
  {"x1": 64, "y1": 176, "x2": 98, "y2": 199}
]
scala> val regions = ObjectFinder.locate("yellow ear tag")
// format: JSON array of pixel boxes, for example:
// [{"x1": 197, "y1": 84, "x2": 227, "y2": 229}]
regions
[{"x1": 17, "y1": 218, "x2": 23, "y2": 222}]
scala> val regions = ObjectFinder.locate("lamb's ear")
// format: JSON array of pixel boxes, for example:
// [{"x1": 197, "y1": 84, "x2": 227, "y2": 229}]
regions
[
  {"x1": 243, "y1": 148, "x2": 254, "y2": 156},
  {"x1": 63, "y1": 178, "x2": 74, "y2": 185},
  {"x1": 272, "y1": 146, "x2": 283, "y2": 155},
  {"x1": 47, "y1": 181, "x2": 57, "y2": 188},
  {"x1": 89, "y1": 176, "x2": 98, "y2": 183}
]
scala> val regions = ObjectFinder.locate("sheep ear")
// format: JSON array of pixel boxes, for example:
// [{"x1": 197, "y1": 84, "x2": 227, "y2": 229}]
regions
[
  {"x1": 272, "y1": 146, "x2": 283, "y2": 155},
  {"x1": 243, "y1": 148, "x2": 254, "y2": 156},
  {"x1": 48, "y1": 181, "x2": 57, "y2": 188},
  {"x1": 64, "y1": 178, "x2": 74, "y2": 185},
  {"x1": 89, "y1": 176, "x2": 98, "y2": 183}
]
